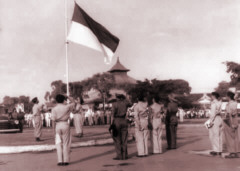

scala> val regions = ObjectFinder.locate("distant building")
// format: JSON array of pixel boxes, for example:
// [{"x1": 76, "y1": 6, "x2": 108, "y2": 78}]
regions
[
  {"x1": 83, "y1": 57, "x2": 136, "y2": 106},
  {"x1": 108, "y1": 57, "x2": 136, "y2": 85}
]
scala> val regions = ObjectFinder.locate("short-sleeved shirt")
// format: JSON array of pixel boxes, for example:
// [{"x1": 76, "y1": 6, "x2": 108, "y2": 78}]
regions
[
  {"x1": 32, "y1": 104, "x2": 43, "y2": 117},
  {"x1": 73, "y1": 103, "x2": 82, "y2": 114},
  {"x1": 134, "y1": 101, "x2": 148, "y2": 118},
  {"x1": 112, "y1": 100, "x2": 130, "y2": 118},
  {"x1": 210, "y1": 99, "x2": 222, "y2": 119},
  {"x1": 51, "y1": 103, "x2": 75, "y2": 122},
  {"x1": 167, "y1": 102, "x2": 178, "y2": 116},
  {"x1": 150, "y1": 103, "x2": 164, "y2": 119},
  {"x1": 226, "y1": 100, "x2": 238, "y2": 117}
]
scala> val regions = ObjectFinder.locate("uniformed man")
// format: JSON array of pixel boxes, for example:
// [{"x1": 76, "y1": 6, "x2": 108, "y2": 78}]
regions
[
  {"x1": 51, "y1": 94, "x2": 75, "y2": 166},
  {"x1": 110, "y1": 93, "x2": 130, "y2": 160},
  {"x1": 209, "y1": 92, "x2": 222, "y2": 156},
  {"x1": 73, "y1": 97, "x2": 83, "y2": 138},
  {"x1": 32, "y1": 97, "x2": 43, "y2": 141},
  {"x1": 165, "y1": 94, "x2": 179, "y2": 150}
]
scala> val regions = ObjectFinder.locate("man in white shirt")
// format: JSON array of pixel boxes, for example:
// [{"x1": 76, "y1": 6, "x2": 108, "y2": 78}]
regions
[
  {"x1": 209, "y1": 92, "x2": 222, "y2": 156},
  {"x1": 32, "y1": 97, "x2": 44, "y2": 141}
]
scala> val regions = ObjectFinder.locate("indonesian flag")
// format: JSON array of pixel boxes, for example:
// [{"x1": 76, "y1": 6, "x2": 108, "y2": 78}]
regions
[{"x1": 67, "y1": 3, "x2": 120, "y2": 64}]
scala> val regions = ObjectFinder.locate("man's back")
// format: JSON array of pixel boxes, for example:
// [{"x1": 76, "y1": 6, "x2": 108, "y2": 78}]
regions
[
  {"x1": 52, "y1": 104, "x2": 74, "y2": 122},
  {"x1": 167, "y1": 102, "x2": 178, "y2": 115},
  {"x1": 113, "y1": 100, "x2": 130, "y2": 117}
]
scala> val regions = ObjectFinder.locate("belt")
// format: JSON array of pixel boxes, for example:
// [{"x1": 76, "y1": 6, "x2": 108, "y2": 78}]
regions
[
  {"x1": 114, "y1": 116, "x2": 126, "y2": 118},
  {"x1": 56, "y1": 121, "x2": 68, "y2": 123}
]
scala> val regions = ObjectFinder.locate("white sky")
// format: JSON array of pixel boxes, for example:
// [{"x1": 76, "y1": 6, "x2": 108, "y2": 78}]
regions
[{"x1": 0, "y1": 0, "x2": 240, "y2": 102}]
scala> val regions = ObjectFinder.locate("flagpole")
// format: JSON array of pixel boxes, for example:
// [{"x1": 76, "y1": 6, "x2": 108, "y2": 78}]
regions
[{"x1": 65, "y1": 0, "x2": 70, "y2": 97}]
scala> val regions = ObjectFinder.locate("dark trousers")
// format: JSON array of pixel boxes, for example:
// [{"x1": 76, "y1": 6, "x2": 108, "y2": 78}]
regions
[
  {"x1": 112, "y1": 118, "x2": 128, "y2": 160},
  {"x1": 18, "y1": 119, "x2": 24, "y2": 133},
  {"x1": 166, "y1": 116, "x2": 178, "y2": 149}
]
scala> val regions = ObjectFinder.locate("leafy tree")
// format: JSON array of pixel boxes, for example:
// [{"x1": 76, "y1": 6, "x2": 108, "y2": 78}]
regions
[
  {"x1": 50, "y1": 80, "x2": 66, "y2": 99},
  {"x1": 80, "y1": 72, "x2": 116, "y2": 100},
  {"x1": 225, "y1": 61, "x2": 240, "y2": 88},
  {"x1": 19, "y1": 96, "x2": 32, "y2": 113},
  {"x1": 48, "y1": 73, "x2": 117, "y2": 102},
  {"x1": 176, "y1": 94, "x2": 203, "y2": 109},
  {"x1": 2, "y1": 96, "x2": 32, "y2": 113},
  {"x1": 215, "y1": 81, "x2": 230, "y2": 97},
  {"x1": 128, "y1": 79, "x2": 151, "y2": 103},
  {"x1": 151, "y1": 79, "x2": 191, "y2": 95},
  {"x1": 129, "y1": 79, "x2": 191, "y2": 104},
  {"x1": 69, "y1": 82, "x2": 83, "y2": 98}
]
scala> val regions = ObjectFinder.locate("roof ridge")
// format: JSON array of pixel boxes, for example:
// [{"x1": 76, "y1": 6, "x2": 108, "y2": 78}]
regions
[{"x1": 108, "y1": 57, "x2": 130, "y2": 72}]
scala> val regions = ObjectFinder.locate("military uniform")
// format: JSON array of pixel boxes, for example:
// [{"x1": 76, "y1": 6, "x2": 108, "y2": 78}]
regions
[
  {"x1": 209, "y1": 99, "x2": 222, "y2": 153},
  {"x1": 111, "y1": 99, "x2": 130, "y2": 160},
  {"x1": 32, "y1": 103, "x2": 43, "y2": 140},
  {"x1": 165, "y1": 101, "x2": 178, "y2": 149},
  {"x1": 52, "y1": 103, "x2": 75, "y2": 164}
]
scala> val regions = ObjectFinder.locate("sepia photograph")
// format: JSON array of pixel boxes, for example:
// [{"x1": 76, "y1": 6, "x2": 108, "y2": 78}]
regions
[{"x1": 0, "y1": 0, "x2": 240, "y2": 170}]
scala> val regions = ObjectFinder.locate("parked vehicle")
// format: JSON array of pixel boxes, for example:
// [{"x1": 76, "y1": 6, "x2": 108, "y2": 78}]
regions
[{"x1": 0, "y1": 114, "x2": 21, "y2": 133}]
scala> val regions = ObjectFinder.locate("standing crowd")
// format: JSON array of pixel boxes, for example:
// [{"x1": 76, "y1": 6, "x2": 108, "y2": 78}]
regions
[
  {"x1": 27, "y1": 90, "x2": 239, "y2": 166},
  {"x1": 110, "y1": 92, "x2": 179, "y2": 160},
  {"x1": 206, "y1": 91, "x2": 239, "y2": 158},
  {"x1": 24, "y1": 106, "x2": 112, "y2": 129}
]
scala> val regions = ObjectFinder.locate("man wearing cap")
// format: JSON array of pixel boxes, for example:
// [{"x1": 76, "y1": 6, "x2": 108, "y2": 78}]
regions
[
  {"x1": 165, "y1": 94, "x2": 179, "y2": 150},
  {"x1": 32, "y1": 97, "x2": 43, "y2": 141},
  {"x1": 110, "y1": 93, "x2": 131, "y2": 160}
]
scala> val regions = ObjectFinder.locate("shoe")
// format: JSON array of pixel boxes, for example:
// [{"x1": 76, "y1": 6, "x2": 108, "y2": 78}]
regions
[
  {"x1": 210, "y1": 151, "x2": 217, "y2": 156},
  {"x1": 217, "y1": 152, "x2": 222, "y2": 156},
  {"x1": 36, "y1": 138, "x2": 40, "y2": 142},
  {"x1": 57, "y1": 163, "x2": 63, "y2": 166},
  {"x1": 63, "y1": 162, "x2": 69, "y2": 166},
  {"x1": 113, "y1": 157, "x2": 121, "y2": 160},
  {"x1": 166, "y1": 147, "x2": 171, "y2": 150},
  {"x1": 152, "y1": 152, "x2": 162, "y2": 155},
  {"x1": 225, "y1": 153, "x2": 237, "y2": 159},
  {"x1": 136, "y1": 155, "x2": 145, "y2": 158}
]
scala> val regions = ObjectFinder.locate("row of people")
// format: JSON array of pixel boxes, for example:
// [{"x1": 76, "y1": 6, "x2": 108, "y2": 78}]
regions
[
  {"x1": 207, "y1": 91, "x2": 239, "y2": 158},
  {"x1": 30, "y1": 93, "x2": 179, "y2": 165},
  {"x1": 110, "y1": 93, "x2": 178, "y2": 160},
  {"x1": 30, "y1": 91, "x2": 239, "y2": 167},
  {"x1": 24, "y1": 108, "x2": 112, "y2": 128}
]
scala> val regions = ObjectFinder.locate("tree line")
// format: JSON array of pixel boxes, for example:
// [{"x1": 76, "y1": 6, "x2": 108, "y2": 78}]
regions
[{"x1": 2, "y1": 61, "x2": 239, "y2": 113}]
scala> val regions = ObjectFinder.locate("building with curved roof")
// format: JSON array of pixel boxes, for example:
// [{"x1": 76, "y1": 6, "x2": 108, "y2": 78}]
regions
[{"x1": 108, "y1": 57, "x2": 136, "y2": 85}]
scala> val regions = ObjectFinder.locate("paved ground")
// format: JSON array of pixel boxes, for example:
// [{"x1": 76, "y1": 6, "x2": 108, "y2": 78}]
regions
[
  {"x1": 0, "y1": 126, "x2": 111, "y2": 146},
  {"x1": 0, "y1": 119, "x2": 206, "y2": 146},
  {"x1": 1, "y1": 123, "x2": 240, "y2": 171}
]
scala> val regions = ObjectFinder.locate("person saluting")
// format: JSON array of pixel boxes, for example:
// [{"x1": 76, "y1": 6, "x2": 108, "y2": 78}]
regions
[{"x1": 51, "y1": 94, "x2": 75, "y2": 166}]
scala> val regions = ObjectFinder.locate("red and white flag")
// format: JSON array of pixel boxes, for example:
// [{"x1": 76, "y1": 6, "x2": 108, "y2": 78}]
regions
[{"x1": 67, "y1": 3, "x2": 120, "y2": 64}]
